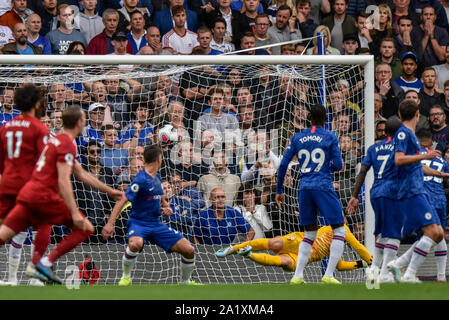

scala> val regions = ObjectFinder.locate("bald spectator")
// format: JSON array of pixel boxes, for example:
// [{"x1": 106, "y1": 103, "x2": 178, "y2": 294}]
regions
[
  {"x1": 1, "y1": 22, "x2": 42, "y2": 54},
  {"x1": 145, "y1": 25, "x2": 172, "y2": 55},
  {"x1": 26, "y1": 13, "x2": 51, "y2": 54},
  {"x1": 79, "y1": 0, "x2": 104, "y2": 43},
  {"x1": 0, "y1": 0, "x2": 33, "y2": 30}
]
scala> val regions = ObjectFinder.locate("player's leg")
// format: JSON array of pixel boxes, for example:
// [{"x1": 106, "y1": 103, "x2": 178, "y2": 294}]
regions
[
  {"x1": 369, "y1": 198, "x2": 386, "y2": 280},
  {"x1": 171, "y1": 237, "x2": 197, "y2": 284},
  {"x1": 119, "y1": 235, "x2": 144, "y2": 286},
  {"x1": 236, "y1": 237, "x2": 287, "y2": 267},
  {"x1": 216, "y1": 237, "x2": 272, "y2": 257},
  {"x1": 3, "y1": 231, "x2": 29, "y2": 286},
  {"x1": 433, "y1": 205, "x2": 447, "y2": 282},
  {"x1": 27, "y1": 229, "x2": 45, "y2": 286}
]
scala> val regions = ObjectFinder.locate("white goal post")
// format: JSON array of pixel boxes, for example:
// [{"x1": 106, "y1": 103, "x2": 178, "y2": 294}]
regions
[{"x1": 0, "y1": 54, "x2": 375, "y2": 284}]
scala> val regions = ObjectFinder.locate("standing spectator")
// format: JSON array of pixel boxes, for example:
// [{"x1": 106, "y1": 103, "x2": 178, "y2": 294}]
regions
[
  {"x1": 79, "y1": 0, "x2": 104, "y2": 44},
  {"x1": 47, "y1": 83, "x2": 71, "y2": 111},
  {"x1": 375, "y1": 62, "x2": 405, "y2": 119},
  {"x1": 210, "y1": 17, "x2": 235, "y2": 53},
  {"x1": 411, "y1": 5, "x2": 449, "y2": 69},
  {"x1": 393, "y1": 51, "x2": 423, "y2": 93},
  {"x1": 145, "y1": 25, "x2": 172, "y2": 55},
  {"x1": 321, "y1": 0, "x2": 357, "y2": 54},
  {"x1": 117, "y1": 0, "x2": 151, "y2": 33},
  {"x1": 404, "y1": 89, "x2": 428, "y2": 129},
  {"x1": 395, "y1": 15, "x2": 423, "y2": 64},
  {"x1": 1, "y1": 22, "x2": 42, "y2": 54},
  {"x1": 419, "y1": 67, "x2": 445, "y2": 118},
  {"x1": 161, "y1": 5, "x2": 199, "y2": 55},
  {"x1": 233, "y1": 0, "x2": 261, "y2": 48},
  {"x1": 0, "y1": 87, "x2": 19, "y2": 125},
  {"x1": 45, "y1": 4, "x2": 88, "y2": 55},
  {"x1": 354, "y1": 12, "x2": 370, "y2": 49},
  {"x1": 126, "y1": 11, "x2": 147, "y2": 54},
  {"x1": 366, "y1": 4, "x2": 394, "y2": 57},
  {"x1": 410, "y1": 0, "x2": 448, "y2": 31},
  {"x1": 341, "y1": 32, "x2": 358, "y2": 55},
  {"x1": 204, "y1": 0, "x2": 240, "y2": 45},
  {"x1": 0, "y1": 0, "x2": 32, "y2": 30},
  {"x1": 120, "y1": 102, "x2": 153, "y2": 149},
  {"x1": 294, "y1": 0, "x2": 318, "y2": 41},
  {"x1": 428, "y1": 105, "x2": 449, "y2": 151},
  {"x1": 49, "y1": 109, "x2": 63, "y2": 136},
  {"x1": 100, "y1": 124, "x2": 129, "y2": 175},
  {"x1": 391, "y1": 0, "x2": 420, "y2": 31},
  {"x1": 238, "y1": 31, "x2": 269, "y2": 54},
  {"x1": 195, "y1": 26, "x2": 223, "y2": 55},
  {"x1": 375, "y1": 37, "x2": 402, "y2": 81},
  {"x1": 253, "y1": 13, "x2": 273, "y2": 50},
  {"x1": 234, "y1": 183, "x2": 272, "y2": 239},
  {"x1": 35, "y1": 0, "x2": 57, "y2": 37},
  {"x1": 86, "y1": 8, "x2": 133, "y2": 55},
  {"x1": 267, "y1": 4, "x2": 302, "y2": 55},
  {"x1": 153, "y1": 0, "x2": 198, "y2": 37},
  {"x1": 375, "y1": 119, "x2": 387, "y2": 140},
  {"x1": 77, "y1": 102, "x2": 106, "y2": 152},
  {"x1": 193, "y1": 187, "x2": 254, "y2": 245},
  {"x1": 26, "y1": 13, "x2": 51, "y2": 54},
  {"x1": 173, "y1": 141, "x2": 208, "y2": 184},
  {"x1": 432, "y1": 43, "x2": 449, "y2": 91}
]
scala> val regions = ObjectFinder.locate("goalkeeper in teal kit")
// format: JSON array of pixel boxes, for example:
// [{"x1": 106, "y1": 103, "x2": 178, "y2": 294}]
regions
[
  {"x1": 102, "y1": 144, "x2": 199, "y2": 285},
  {"x1": 275, "y1": 104, "x2": 346, "y2": 285}
]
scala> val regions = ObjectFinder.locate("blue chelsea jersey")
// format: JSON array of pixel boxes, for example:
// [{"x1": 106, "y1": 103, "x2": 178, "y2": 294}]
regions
[
  {"x1": 394, "y1": 125, "x2": 425, "y2": 199},
  {"x1": 126, "y1": 170, "x2": 164, "y2": 223},
  {"x1": 362, "y1": 137, "x2": 398, "y2": 199},
  {"x1": 420, "y1": 147, "x2": 449, "y2": 201},
  {"x1": 276, "y1": 126, "x2": 343, "y2": 194}
]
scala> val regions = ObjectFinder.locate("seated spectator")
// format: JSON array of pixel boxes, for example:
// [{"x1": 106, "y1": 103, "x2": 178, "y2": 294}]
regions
[
  {"x1": 294, "y1": 0, "x2": 318, "y2": 42},
  {"x1": 0, "y1": 24, "x2": 13, "y2": 50},
  {"x1": 79, "y1": 0, "x2": 104, "y2": 44},
  {"x1": 153, "y1": 0, "x2": 198, "y2": 37},
  {"x1": 121, "y1": 101, "x2": 154, "y2": 149},
  {"x1": 192, "y1": 187, "x2": 254, "y2": 245},
  {"x1": 47, "y1": 83, "x2": 72, "y2": 111},
  {"x1": 375, "y1": 37, "x2": 402, "y2": 81},
  {"x1": 375, "y1": 62, "x2": 405, "y2": 119},
  {"x1": 169, "y1": 171, "x2": 206, "y2": 215},
  {"x1": 280, "y1": 43, "x2": 295, "y2": 55},
  {"x1": 253, "y1": 13, "x2": 273, "y2": 51},
  {"x1": 0, "y1": 0, "x2": 33, "y2": 30},
  {"x1": 429, "y1": 105, "x2": 449, "y2": 151},
  {"x1": 305, "y1": 25, "x2": 340, "y2": 55},
  {"x1": 393, "y1": 51, "x2": 423, "y2": 93},
  {"x1": 391, "y1": 0, "x2": 421, "y2": 32},
  {"x1": 210, "y1": 16, "x2": 235, "y2": 54},
  {"x1": 126, "y1": 11, "x2": 148, "y2": 54},
  {"x1": 100, "y1": 124, "x2": 129, "y2": 175},
  {"x1": 87, "y1": 81, "x2": 113, "y2": 120},
  {"x1": 26, "y1": 13, "x2": 51, "y2": 54},
  {"x1": 40, "y1": 113, "x2": 52, "y2": 132},
  {"x1": 419, "y1": 67, "x2": 445, "y2": 118},
  {"x1": 198, "y1": 148, "x2": 241, "y2": 207},
  {"x1": 404, "y1": 89, "x2": 428, "y2": 129},
  {"x1": 333, "y1": 111, "x2": 359, "y2": 139},
  {"x1": 203, "y1": 0, "x2": 239, "y2": 46},
  {"x1": 375, "y1": 119, "x2": 387, "y2": 141},
  {"x1": 354, "y1": 12, "x2": 370, "y2": 49},
  {"x1": 145, "y1": 25, "x2": 172, "y2": 55},
  {"x1": 45, "y1": 4, "x2": 88, "y2": 55},
  {"x1": 327, "y1": 88, "x2": 360, "y2": 132},
  {"x1": 66, "y1": 40, "x2": 86, "y2": 54},
  {"x1": 74, "y1": 141, "x2": 115, "y2": 243},
  {"x1": 115, "y1": 156, "x2": 144, "y2": 188},
  {"x1": 281, "y1": 99, "x2": 310, "y2": 139},
  {"x1": 161, "y1": 5, "x2": 198, "y2": 55},
  {"x1": 167, "y1": 100, "x2": 189, "y2": 141},
  {"x1": 1, "y1": 22, "x2": 42, "y2": 54},
  {"x1": 34, "y1": 0, "x2": 57, "y2": 37},
  {"x1": 117, "y1": 0, "x2": 151, "y2": 33},
  {"x1": 374, "y1": 92, "x2": 386, "y2": 123},
  {"x1": 395, "y1": 15, "x2": 423, "y2": 64},
  {"x1": 366, "y1": 4, "x2": 394, "y2": 57},
  {"x1": 237, "y1": 31, "x2": 270, "y2": 54},
  {"x1": 0, "y1": 87, "x2": 19, "y2": 125},
  {"x1": 234, "y1": 183, "x2": 272, "y2": 239},
  {"x1": 267, "y1": 4, "x2": 302, "y2": 55},
  {"x1": 342, "y1": 33, "x2": 358, "y2": 55},
  {"x1": 195, "y1": 26, "x2": 223, "y2": 55},
  {"x1": 410, "y1": 0, "x2": 448, "y2": 30},
  {"x1": 77, "y1": 102, "x2": 106, "y2": 153},
  {"x1": 174, "y1": 140, "x2": 208, "y2": 183},
  {"x1": 49, "y1": 109, "x2": 63, "y2": 136},
  {"x1": 432, "y1": 43, "x2": 449, "y2": 91}
]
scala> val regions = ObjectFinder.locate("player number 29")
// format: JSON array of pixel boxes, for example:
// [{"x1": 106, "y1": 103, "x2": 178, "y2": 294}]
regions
[
  {"x1": 297, "y1": 148, "x2": 325, "y2": 173},
  {"x1": 6, "y1": 130, "x2": 23, "y2": 159}
]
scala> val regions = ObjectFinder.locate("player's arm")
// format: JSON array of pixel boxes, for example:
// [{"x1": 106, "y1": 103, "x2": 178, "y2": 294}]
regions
[
  {"x1": 330, "y1": 135, "x2": 344, "y2": 172},
  {"x1": 246, "y1": 227, "x2": 255, "y2": 241},
  {"x1": 72, "y1": 160, "x2": 123, "y2": 201},
  {"x1": 275, "y1": 138, "x2": 297, "y2": 210},
  {"x1": 395, "y1": 149, "x2": 441, "y2": 166},
  {"x1": 422, "y1": 164, "x2": 449, "y2": 178},
  {"x1": 344, "y1": 225, "x2": 373, "y2": 264},
  {"x1": 347, "y1": 164, "x2": 369, "y2": 214},
  {"x1": 102, "y1": 194, "x2": 129, "y2": 240},
  {"x1": 161, "y1": 195, "x2": 173, "y2": 216}
]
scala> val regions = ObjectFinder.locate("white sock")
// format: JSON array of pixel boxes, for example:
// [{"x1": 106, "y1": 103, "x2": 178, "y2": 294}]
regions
[
  {"x1": 433, "y1": 240, "x2": 447, "y2": 281},
  {"x1": 180, "y1": 257, "x2": 195, "y2": 283},
  {"x1": 403, "y1": 236, "x2": 436, "y2": 279},
  {"x1": 396, "y1": 241, "x2": 417, "y2": 268},
  {"x1": 324, "y1": 226, "x2": 346, "y2": 278},
  {"x1": 379, "y1": 238, "x2": 400, "y2": 278},
  {"x1": 372, "y1": 237, "x2": 387, "y2": 272},
  {"x1": 293, "y1": 230, "x2": 317, "y2": 279},
  {"x1": 122, "y1": 246, "x2": 139, "y2": 277},
  {"x1": 9, "y1": 232, "x2": 28, "y2": 282},
  {"x1": 40, "y1": 256, "x2": 52, "y2": 268}
]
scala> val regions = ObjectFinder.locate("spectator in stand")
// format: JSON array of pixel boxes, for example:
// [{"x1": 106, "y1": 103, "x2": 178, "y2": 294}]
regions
[
  {"x1": 204, "y1": 0, "x2": 240, "y2": 45},
  {"x1": 253, "y1": 13, "x2": 273, "y2": 50},
  {"x1": 374, "y1": 92, "x2": 386, "y2": 123},
  {"x1": 100, "y1": 124, "x2": 129, "y2": 175},
  {"x1": 45, "y1": 4, "x2": 88, "y2": 55},
  {"x1": 404, "y1": 89, "x2": 428, "y2": 129},
  {"x1": 321, "y1": 0, "x2": 357, "y2": 54},
  {"x1": 428, "y1": 104, "x2": 449, "y2": 151},
  {"x1": 354, "y1": 12, "x2": 370, "y2": 49},
  {"x1": 161, "y1": 5, "x2": 199, "y2": 55},
  {"x1": 411, "y1": 5, "x2": 449, "y2": 69},
  {"x1": 341, "y1": 33, "x2": 358, "y2": 55},
  {"x1": 0, "y1": 87, "x2": 19, "y2": 125},
  {"x1": 375, "y1": 62, "x2": 405, "y2": 119},
  {"x1": 114, "y1": 156, "x2": 144, "y2": 191},
  {"x1": 47, "y1": 83, "x2": 81, "y2": 111},
  {"x1": 391, "y1": 0, "x2": 420, "y2": 31},
  {"x1": 238, "y1": 31, "x2": 269, "y2": 54},
  {"x1": 441, "y1": 79, "x2": 449, "y2": 120},
  {"x1": 174, "y1": 140, "x2": 208, "y2": 183},
  {"x1": 74, "y1": 140, "x2": 115, "y2": 243},
  {"x1": 34, "y1": 0, "x2": 57, "y2": 37},
  {"x1": 375, "y1": 119, "x2": 387, "y2": 140},
  {"x1": 305, "y1": 25, "x2": 340, "y2": 55},
  {"x1": 117, "y1": 0, "x2": 151, "y2": 33},
  {"x1": 79, "y1": 0, "x2": 104, "y2": 44},
  {"x1": 49, "y1": 109, "x2": 63, "y2": 136},
  {"x1": 419, "y1": 67, "x2": 445, "y2": 118},
  {"x1": 193, "y1": 187, "x2": 254, "y2": 245},
  {"x1": 26, "y1": 13, "x2": 51, "y2": 54},
  {"x1": 121, "y1": 101, "x2": 153, "y2": 149},
  {"x1": 432, "y1": 43, "x2": 449, "y2": 91},
  {"x1": 375, "y1": 37, "x2": 402, "y2": 81},
  {"x1": 0, "y1": 24, "x2": 13, "y2": 50},
  {"x1": 410, "y1": 0, "x2": 449, "y2": 31},
  {"x1": 366, "y1": 4, "x2": 394, "y2": 57},
  {"x1": 77, "y1": 102, "x2": 106, "y2": 153},
  {"x1": 167, "y1": 99, "x2": 189, "y2": 141},
  {"x1": 153, "y1": 0, "x2": 198, "y2": 37},
  {"x1": 144, "y1": 25, "x2": 172, "y2": 55},
  {"x1": 196, "y1": 26, "x2": 223, "y2": 55},
  {"x1": 0, "y1": 0, "x2": 11, "y2": 17},
  {"x1": 267, "y1": 4, "x2": 302, "y2": 55},
  {"x1": 86, "y1": 8, "x2": 133, "y2": 55},
  {"x1": 327, "y1": 88, "x2": 360, "y2": 132},
  {"x1": 0, "y1": 0, "x2": 32, "y2": 30},
  {"x1": 233, "y1": 0, "x2": 261, "y2": 48},
  {"x1": 395, "y1": 15, "x2": 423, "y2": 65},
  {"x1": 393, "y1": 51, "x2": 423, "y2": 93},
  {"x1": 126, "y1": 10, "x2": 147, "y2": 54},
  {"x1": 1, "y1": 22, "x2": 42, "y2": 54},
  {"x1": 168, "y1": 171, "x2": 205, "y2": 215},
  {"x1": 210, "y1": 17, "x2": 235, "y2": 53},
  {"x1": 265, "y1": 0, "x2": 295, "y2": 23},
  {"x1": 294, "y1": 0, "x2": 318, "y2": 42}
]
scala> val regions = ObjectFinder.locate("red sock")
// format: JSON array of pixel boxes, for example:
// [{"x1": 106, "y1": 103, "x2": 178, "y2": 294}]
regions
[
  {"x1": 32, "y1": 224, "x2": 52, "y2": 265},
  {"x1": 47, "y1": 229, "x2": 92, "y2": 264}
]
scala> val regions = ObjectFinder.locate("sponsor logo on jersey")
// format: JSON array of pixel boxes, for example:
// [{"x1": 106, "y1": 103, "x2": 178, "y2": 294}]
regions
[
  {"x1": 397, "y1": 132, "x2": 406, "y2": 140},
  {"x1": 425, "y1": 212, "x2": 432, "y2": 220}
]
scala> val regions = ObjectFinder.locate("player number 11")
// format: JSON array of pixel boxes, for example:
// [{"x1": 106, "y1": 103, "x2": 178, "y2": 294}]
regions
[{"x1": 6, "y1": 130, "x2": 23, "y2": 159}]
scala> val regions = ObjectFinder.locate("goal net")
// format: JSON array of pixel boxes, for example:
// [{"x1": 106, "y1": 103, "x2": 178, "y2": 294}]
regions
[{"x1": 0, "y1": 54, "x2": 375, "y2": 284}]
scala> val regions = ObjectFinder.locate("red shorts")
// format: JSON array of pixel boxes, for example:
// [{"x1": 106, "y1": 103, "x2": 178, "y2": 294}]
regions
[{"x1": 0, "y1": 193, "x2": 17, "y2": 220}]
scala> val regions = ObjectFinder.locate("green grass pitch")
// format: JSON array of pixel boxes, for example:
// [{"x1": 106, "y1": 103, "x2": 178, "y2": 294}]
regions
[{"x1": 0, "y1": 283, "x2": 449, "y2": 300}]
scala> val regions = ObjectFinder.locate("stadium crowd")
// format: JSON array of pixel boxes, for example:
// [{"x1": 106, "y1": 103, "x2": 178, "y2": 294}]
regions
[{"x1": 0, "y1": 0, "x2": 449, "y2": 246}]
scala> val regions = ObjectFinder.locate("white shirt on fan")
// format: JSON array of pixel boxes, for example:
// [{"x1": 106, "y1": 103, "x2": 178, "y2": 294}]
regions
[
  {"x1": 0, "y1": 0, "x2": 11, "y2": 16},
  {"x1": 162, "y1": 28, "x2": 198, "y2": 54},
  {"x1": 235, "y1": 205, "x2": 273, "y2": 239}
]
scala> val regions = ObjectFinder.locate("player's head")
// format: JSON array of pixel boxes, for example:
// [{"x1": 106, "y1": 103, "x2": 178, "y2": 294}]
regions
[
  {"x1": 143, "y1": 144, "x2": 162, "y2": 166},
  {"x1": 62, "y1": 105, "x2": 86, "y2": 136},
  {"x1": 14, "y1": 84, "x2": 44, "y2": 114},
  {"x1": 416, "y1": 127, "x2": 433, "y2": 148},
  {"x1": 385, "y1": 115, "x2": 402, "y2": 137},
  {"x1": 309, "y1": 104, "x2": 326, "y2": 127},
  {"x1": 398, "y1": 99, "x2": 419, "y2": 122}
]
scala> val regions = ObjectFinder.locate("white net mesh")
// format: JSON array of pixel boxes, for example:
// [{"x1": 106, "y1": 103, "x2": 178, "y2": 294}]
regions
[{"x1": 0, "y1": 56, "x2": 372, "y2": 284}]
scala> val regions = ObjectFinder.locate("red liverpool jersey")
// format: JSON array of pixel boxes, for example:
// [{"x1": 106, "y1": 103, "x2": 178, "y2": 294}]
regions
[{"x1": 0, "y1": 114, "x2": 49, "y2": 195}]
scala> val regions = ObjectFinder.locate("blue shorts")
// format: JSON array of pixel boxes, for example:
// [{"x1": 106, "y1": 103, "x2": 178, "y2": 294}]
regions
[
  {"x1": 433, "y1": 199, "x2": 447, "y2": 230},
  {"x1": 127, "y1": 219, "x2": 184, "y2": 253},
  {"x1": 400, "y1": 194, "x2": 441, "y2": 236},
  {"x1": 298, "y1": 189, "x2": 344, "y2": 227},
  {"x1": 371, "y1": 197, "x2": 403, "y2": 239}
]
